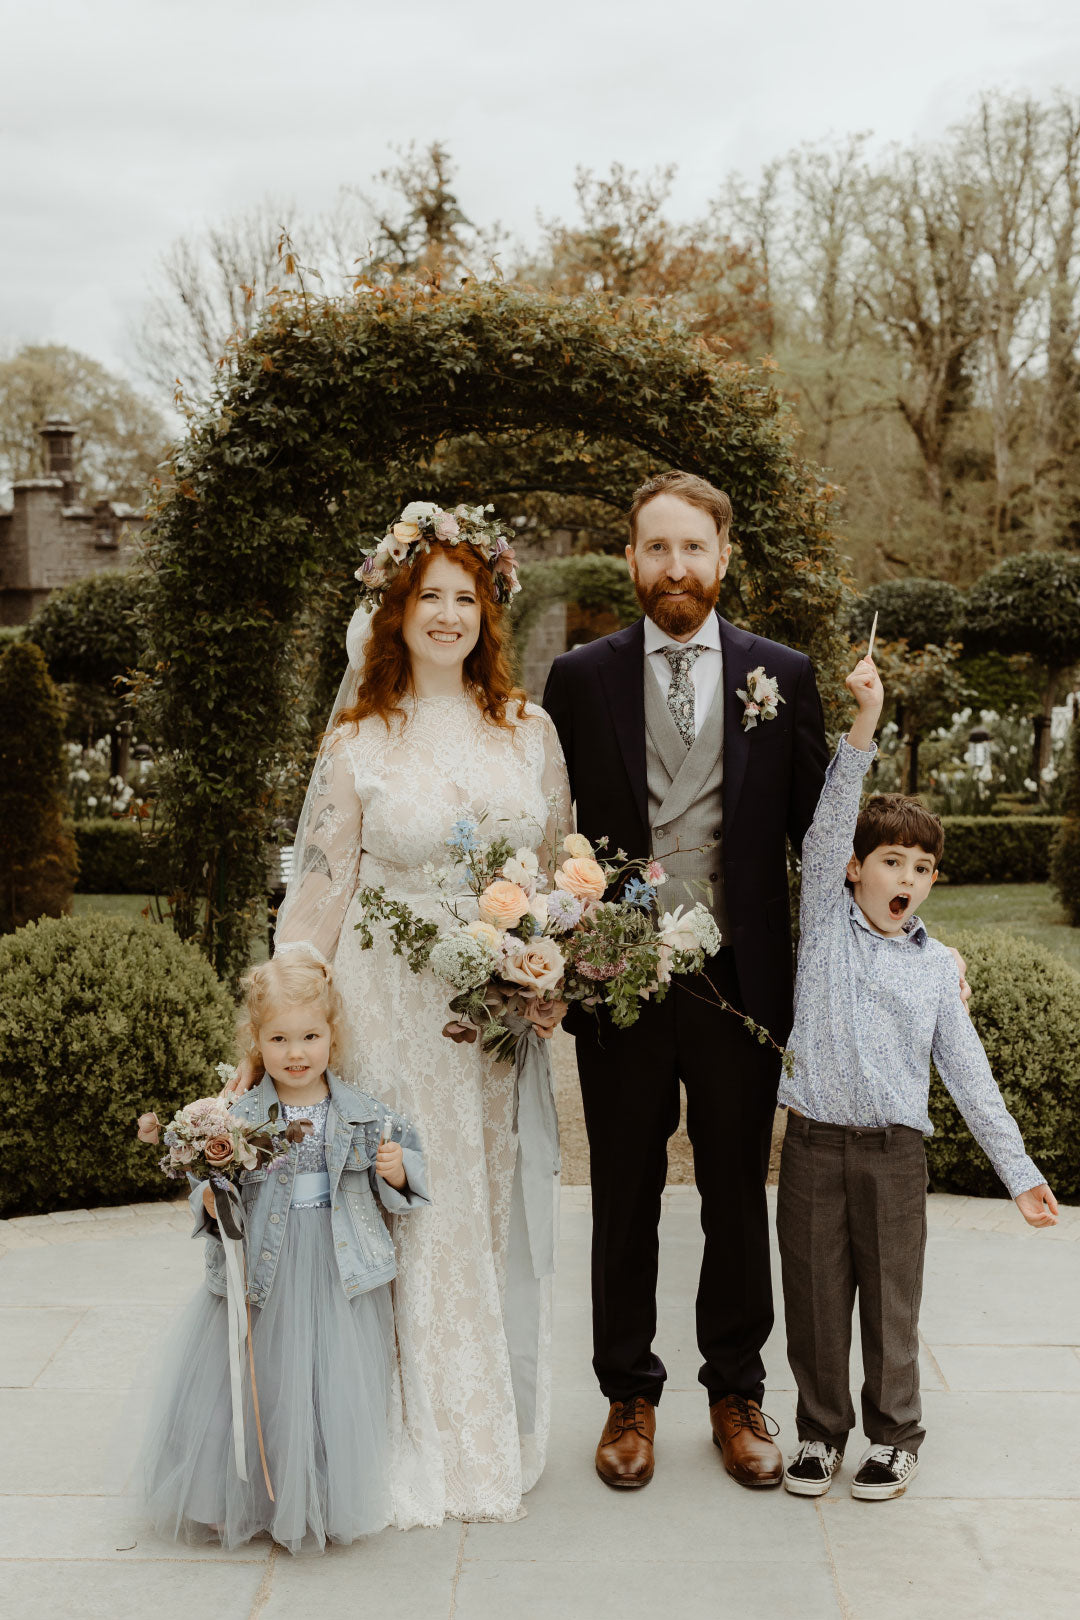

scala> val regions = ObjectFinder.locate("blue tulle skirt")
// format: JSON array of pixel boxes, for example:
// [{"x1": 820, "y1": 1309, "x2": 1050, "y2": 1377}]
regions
[{"x1": 138, "y1": 1206, "x2": 393, "y2": 1553}]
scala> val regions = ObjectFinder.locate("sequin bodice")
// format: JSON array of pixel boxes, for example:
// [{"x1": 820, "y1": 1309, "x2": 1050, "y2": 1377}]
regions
[{"x1": 282, "y1": 1096, "x2": 331, "y2": 1206}]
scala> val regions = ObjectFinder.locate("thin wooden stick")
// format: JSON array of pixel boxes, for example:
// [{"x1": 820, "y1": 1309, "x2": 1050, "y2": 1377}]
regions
[
  {"x1": 243, "y1": 1257, "x2": 275, "y2": 1502},
  {"x1": 867, "y1": 610, "x2": 879, "y2": 661}
]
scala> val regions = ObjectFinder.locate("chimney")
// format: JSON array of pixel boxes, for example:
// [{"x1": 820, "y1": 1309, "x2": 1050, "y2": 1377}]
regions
[{"x1": 39, "y1": 416, "x2": 79, "y2": 505}]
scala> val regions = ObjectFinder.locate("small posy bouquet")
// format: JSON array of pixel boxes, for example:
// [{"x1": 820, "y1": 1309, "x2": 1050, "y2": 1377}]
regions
[
  {"x1": 354, "y1": 819, "x2": 723, "y2": 1062},
  {"x1": 135, "y1": 1065, "x2": 310, "y2": 1183}
]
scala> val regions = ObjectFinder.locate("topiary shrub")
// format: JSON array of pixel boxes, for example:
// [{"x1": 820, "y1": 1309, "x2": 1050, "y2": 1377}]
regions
[
  {"x1": 1051, "y1": 714, "x2": 1080, "y2": 926},
  {"x1": 0, "y1": 641, "x2": 78, "y2": 932},
  {"x1": 0, "y1": 914, "x2": 236, "y2": 1216},
  {"x1": 938, "y1": 816, "x2": 1064, "y2": 884},
  {"x1": 927, "y1": 927, "x2": 1080, "y2": 1200},
  {"x1": 74, "y1": 817, "x2": 162, "y2": 894}
]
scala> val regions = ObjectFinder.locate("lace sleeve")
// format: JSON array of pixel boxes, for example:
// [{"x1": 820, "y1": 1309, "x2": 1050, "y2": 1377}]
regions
[
  {"x1": 534, "y1": 706, "x2": 572, "y2": 872},
  {"x1": 274, "y1": 729, "x2": 363, "y2": 967}
]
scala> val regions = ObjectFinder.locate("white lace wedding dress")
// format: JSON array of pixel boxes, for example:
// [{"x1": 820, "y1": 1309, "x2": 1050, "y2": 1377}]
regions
[{"x1": 275, "y1": 693, "x2": 571, "y2": 1527}]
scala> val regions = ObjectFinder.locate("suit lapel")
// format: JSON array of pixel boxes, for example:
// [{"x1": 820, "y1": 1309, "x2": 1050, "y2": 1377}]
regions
[
  {"x1": 596, "y1": 619, "x2": 649, "y2": 838},
  {"x1": 718, "y1": 615, "x2": 760, "y2": 835}
]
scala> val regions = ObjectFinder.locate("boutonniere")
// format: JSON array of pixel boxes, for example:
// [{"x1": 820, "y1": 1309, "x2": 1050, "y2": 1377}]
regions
[{"x1": 736, "y1": 666, "x2": 785, "y2": 731}]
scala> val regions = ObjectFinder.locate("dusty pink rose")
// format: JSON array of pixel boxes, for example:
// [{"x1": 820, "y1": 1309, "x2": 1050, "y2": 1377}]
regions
[
  {"x1": 203, "y1": 1135, "x2": 235, "y2": 1168},
  {"x1": 502, "y1": 936, "x2": 565, "y2": 997},
  {"x1": 136, "y1": 1111, "x2": 160, "y2": 1144},
  {"x1": 170, "y1": 1141, "x2": 195, "y2": 1165},
  {"x1": 478, "y1": 879, "x2": 531, "y2": 929},
  {"x1": 434, "y1": 513, "x2": 460, "y2": 539},
  {"x1": 554, "y1": 857, "x2": 606, "y2": 902}
]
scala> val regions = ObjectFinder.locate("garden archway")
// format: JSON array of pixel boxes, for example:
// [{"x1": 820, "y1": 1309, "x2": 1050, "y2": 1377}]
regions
[{"x1": 144, "y1": 281, "x2": 847, "y2": 977}]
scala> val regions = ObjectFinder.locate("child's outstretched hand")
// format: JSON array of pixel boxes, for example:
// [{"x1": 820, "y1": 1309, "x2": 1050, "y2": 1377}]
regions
[
  {"x1": 846, "y1": 656, "x2": 884, "y2": 753},
  {"x1": 376, "y1": 1140, "x2": 407, "y2": 1190},
  {"x1": 1015, "y1": 1183, "x2": 1058, "y2": 1227}
]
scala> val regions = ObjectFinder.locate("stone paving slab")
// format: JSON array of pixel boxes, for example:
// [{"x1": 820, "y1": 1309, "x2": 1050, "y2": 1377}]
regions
[{"x1": 1, "y1": 1187, "x2": 1078, "y2": 1620}]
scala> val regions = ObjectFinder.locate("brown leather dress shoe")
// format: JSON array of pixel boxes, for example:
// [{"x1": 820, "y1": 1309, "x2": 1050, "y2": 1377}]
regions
[
  {"x1": 595, "y1": 1398, "x2": 656, "y2": 1489},
  {"x1": 709, "y1": 1395, "x2": 783, "y2": 1488}
]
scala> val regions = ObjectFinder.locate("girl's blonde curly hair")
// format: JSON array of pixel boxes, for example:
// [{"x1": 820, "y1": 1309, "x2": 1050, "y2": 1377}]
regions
[{"x1": 236, "y1": 955, "x2": 344, "y2": 1077}]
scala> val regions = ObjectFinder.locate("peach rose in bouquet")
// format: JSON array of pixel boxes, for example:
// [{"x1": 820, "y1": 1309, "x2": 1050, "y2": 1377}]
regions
[
  {"x1": 478, "y1": 879, "x2": 532, "y2": 928},
  {"x1": 502, "y1": 935, "x2": 566, "y2": 998},
  {"x1": 554, "y1": 857, "x2": 606, "y2": 901}
]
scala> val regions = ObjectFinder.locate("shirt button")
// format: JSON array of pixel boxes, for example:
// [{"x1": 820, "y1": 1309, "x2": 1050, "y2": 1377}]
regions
[
  {"x1": 261, "y1": 1250, "x2": 271, "y2": 1261},
  {"x1": 269, "y1": 1213, "x2": 280, "y2": 1224},
  {"x1": 278, "y1": 1174, "x2": 288, "y2": 1184},
  {"x1": 656, "y1": 825, "x2": 667, "y2": 838}
]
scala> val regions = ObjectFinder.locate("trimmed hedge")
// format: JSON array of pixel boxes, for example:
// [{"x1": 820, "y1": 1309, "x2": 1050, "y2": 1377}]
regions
[
  {"x1": 928, "y1": 927, "x2": 1080, "y2": 1200},
  {"x1": 938, "y1": 816, "x2": 1063, "y2": 885},
  {"x1": 74, "y1": 818, "x2": 162, "y2": 894},
  {"x1": 0, "y1": 914, "x2": 236, "y2": 1216}
]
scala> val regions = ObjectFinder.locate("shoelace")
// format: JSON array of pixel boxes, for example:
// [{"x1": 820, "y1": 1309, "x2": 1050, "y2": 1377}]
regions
[
  {"x1": 864, "y1": 1445, "x2": 904, "y2": 1469},
  {"x1": 609, "y1": 1398, "x2": 652, "y2": 1438},
  {"x1": 799, "y1": 1440, "x2": 832, "y2": 1462},
  {"x1": 723, "y1": 1396, "x2": 780, "y2": 1440}
]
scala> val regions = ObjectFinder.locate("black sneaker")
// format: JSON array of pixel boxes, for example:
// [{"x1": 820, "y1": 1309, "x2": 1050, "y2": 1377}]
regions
[
  {"x1": 783, "y1": 1440, "x2": 844, "y2": 1497},
  {"x1": 851, "y1": 1444, "x2": 919, "y2": 1500}
]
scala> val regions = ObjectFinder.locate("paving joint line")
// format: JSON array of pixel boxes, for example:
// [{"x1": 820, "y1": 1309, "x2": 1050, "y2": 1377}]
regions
[
  {"x1": 814, "y1": 1496, "x2": 853, "y2": 1620},
  {"x1": 29, "y1": 1307, "x2": 88, "y2": 1389},
  {"x1": 247, "y1": 1541, "x2": 280, "y2": 1618},
  {"x1": 447, "y1": 1521, "x2": 467, "y2": 1618}
]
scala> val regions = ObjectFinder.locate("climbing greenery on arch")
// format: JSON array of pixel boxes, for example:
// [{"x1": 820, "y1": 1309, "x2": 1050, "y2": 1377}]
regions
[{"x1": 141, "y1": 279, "x2": 850, "y2": 979}]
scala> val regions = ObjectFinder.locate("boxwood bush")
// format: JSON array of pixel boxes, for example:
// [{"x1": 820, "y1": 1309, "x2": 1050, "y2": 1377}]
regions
[
  {"x1": 938, "y1": 816, "x2": 1063, "y2": 884},
  {"x1": 0, "y1": 914, "x2": 236, "y2": 1216},
  {"x1": 927, "y1": 927, "x2": 1080, "y2": 1200},
  {"x1": 74, "y1": 818, "x2": 162, "y2": 894}
]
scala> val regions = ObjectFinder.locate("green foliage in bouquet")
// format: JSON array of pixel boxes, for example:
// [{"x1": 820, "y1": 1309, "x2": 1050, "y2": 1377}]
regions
[
  {"x1": 927, "y1": 927, "x2": 1080, "y2": 1200},
  {"x1": 0, "y1": 641, "x2": 78, "y2": 933},
  {"x1": 0, "y1": 914, "x2": 236, "y2": 1216}
]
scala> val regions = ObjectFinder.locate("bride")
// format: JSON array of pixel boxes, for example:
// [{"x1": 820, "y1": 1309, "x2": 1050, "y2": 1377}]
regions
[{"x1": 236, "y1": 501, "x2": 570, "y2": 1527}]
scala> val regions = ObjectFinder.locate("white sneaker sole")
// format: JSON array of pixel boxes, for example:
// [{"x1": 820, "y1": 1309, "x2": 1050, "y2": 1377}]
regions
[
  {"x1": 851, "y1": 1455, "x2": 919, "y2": 1500},
  {"x1": 783, "y1": 1471, "x2": 838, "y2": 1497}
]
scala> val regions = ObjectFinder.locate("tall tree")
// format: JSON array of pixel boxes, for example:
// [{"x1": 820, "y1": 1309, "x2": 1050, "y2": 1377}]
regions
[{"x1": 0, "y1": 345, "x2": 168, "y2": 505}]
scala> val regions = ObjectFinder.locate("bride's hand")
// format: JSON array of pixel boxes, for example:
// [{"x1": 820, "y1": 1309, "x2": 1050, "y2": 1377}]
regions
[
  {"x1": 522, "y1": 996, "x2": 568, "y2": 1040},
  {"x1": 222, "y1": 1056, "x2": 258, "y2": 1099}
]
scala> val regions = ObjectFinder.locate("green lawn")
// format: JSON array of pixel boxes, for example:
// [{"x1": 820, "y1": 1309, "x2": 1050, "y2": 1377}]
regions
[
  {"x1": 72, "y1": 893, "x2": 270, "y2": 962},
  {"x1": 71, "y1": 883, "x2": 1080, "y2": 974},
  {"x1": 925, "y1": 882, "x2": 1080, "y2": 974}
]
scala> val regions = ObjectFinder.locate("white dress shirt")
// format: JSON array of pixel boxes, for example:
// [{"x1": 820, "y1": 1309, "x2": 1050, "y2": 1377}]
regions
[{"x1": 643, "y1": 613, "x2": 723, "y2": 739}]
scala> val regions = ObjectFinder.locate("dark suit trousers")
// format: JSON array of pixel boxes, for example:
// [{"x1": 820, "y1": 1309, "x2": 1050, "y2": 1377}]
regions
[{"x1": 575, "y1": 947, "x2": 780, "y2": 1408}]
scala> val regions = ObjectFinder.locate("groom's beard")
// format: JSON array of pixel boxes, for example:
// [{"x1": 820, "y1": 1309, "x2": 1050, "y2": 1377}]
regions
[{"x1": 635, "y1": 569, "x2": 722, "y2": 638}]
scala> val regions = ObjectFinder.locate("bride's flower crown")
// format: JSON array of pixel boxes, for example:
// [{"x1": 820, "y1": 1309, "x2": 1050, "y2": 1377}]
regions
[{"x1": 353, "y1": 501, "x2": 521, "y2": 608}]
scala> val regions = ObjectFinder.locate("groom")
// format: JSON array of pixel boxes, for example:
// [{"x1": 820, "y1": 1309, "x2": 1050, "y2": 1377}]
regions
[{"x1": 543, "y1": 470, "x2": 829, "y2": 1490}]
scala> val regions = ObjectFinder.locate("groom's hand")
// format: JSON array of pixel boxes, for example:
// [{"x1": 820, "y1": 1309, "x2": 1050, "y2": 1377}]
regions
[{"x1": 946, "y1": 946, "x2": 971, "y2": 1010}]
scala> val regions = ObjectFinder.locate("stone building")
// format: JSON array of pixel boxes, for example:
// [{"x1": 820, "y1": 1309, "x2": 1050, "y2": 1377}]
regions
[{"x1": 0, "y1": 417, "x2": 146, "y2": 626}]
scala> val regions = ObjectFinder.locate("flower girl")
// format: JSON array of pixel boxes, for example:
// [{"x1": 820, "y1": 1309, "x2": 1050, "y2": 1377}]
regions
[{"x1": 139, "y1": 956, "x2": 429, "y2": 1552}]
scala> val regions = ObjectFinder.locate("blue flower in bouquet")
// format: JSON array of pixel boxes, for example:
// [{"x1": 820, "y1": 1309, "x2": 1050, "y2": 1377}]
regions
[
  {"x1": 547, "y1": 889, "x2": 584, "y2": 933},
  {"x1": 446, "y1": 817, "x2": 480, "y2": 856},
  {"x1": 622, "y1": 877, "x2": 657, "y2": 911}
]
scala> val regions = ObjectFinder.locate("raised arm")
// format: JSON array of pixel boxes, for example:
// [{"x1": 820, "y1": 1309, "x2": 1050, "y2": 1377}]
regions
[
  {"x1": 797, "y1": 657, "x2": 882, "y2": 935},
  {"x1": 274, "y1": 729, "x2": 363, "y2": 967}
]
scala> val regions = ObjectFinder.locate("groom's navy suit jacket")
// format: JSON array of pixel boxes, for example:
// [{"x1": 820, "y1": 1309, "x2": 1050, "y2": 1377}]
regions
[{"x1": 543, "y1": 612, "x2": 829, "y2": 1043}]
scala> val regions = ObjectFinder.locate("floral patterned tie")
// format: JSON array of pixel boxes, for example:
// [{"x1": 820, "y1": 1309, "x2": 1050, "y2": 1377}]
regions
[{"x1": 663, "y1": 644, "x2": 707, "y2": 748}]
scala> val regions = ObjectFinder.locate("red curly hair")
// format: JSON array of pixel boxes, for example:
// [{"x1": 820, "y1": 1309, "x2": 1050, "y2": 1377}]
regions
[{"x1": 336, "y1": 539, "x2": 526, "y2": 731}]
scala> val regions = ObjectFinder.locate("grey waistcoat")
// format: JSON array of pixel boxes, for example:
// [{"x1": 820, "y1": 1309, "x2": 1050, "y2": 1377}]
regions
[{"x1": 644, "y1": 659, "x2": 731, "y2": 942}]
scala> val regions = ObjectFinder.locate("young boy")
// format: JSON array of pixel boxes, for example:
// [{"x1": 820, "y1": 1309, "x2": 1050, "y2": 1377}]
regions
[{"x1": 777, "y1": 654, "x2": 1058, "y2": 1502}]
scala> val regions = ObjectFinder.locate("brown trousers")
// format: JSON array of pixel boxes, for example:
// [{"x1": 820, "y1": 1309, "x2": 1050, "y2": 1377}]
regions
[{"x1": 776, "y1": 1113, "x2": 928, "y2": 1455}]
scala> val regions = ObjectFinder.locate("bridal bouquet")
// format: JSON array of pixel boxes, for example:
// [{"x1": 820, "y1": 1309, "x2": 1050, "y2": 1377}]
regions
[
  {"x1": 135, "y1": 1066, "x2": 310, "y2": 1182},
  {"x1": 354, "y1": 819, "x2": 722, "y2": 1061}
]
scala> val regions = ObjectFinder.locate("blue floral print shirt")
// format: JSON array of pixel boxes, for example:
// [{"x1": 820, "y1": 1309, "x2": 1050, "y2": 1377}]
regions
[{"x1": 779, "y1": 737, "x2": 1043, "y2": 1198}]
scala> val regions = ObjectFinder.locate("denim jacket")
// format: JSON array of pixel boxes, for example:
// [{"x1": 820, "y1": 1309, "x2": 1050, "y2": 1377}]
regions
[{"x1": 188, "y1": 1070, "x2": 430, "y2": 1307}]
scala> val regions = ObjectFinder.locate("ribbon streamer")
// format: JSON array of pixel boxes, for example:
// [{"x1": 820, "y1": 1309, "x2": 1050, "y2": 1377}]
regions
[
  {"x1": 210, "y1": 1176, "x2": 274, "y2": 1501},
  {"x1": 501, "y1": 1015, "x2": 561, "y2": 1434}
]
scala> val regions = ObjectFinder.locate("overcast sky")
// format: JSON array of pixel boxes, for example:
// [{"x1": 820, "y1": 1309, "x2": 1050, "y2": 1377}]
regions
[{"x1": 3, "y1": 0, "x2": 1079, "y2": 402}]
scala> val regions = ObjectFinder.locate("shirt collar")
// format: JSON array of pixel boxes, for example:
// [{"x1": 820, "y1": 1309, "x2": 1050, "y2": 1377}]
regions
[
  {"x1": 643, "y1": 612, "x2": 721, "y2": 656},
  {"x1": 847, "y1": 894, "x2": 928, "y2": 945}
]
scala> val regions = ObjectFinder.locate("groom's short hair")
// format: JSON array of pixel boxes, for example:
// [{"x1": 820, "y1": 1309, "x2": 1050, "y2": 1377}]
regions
[{"x1": 628, "y1": 470, "x2": 733, "y2": 547}]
